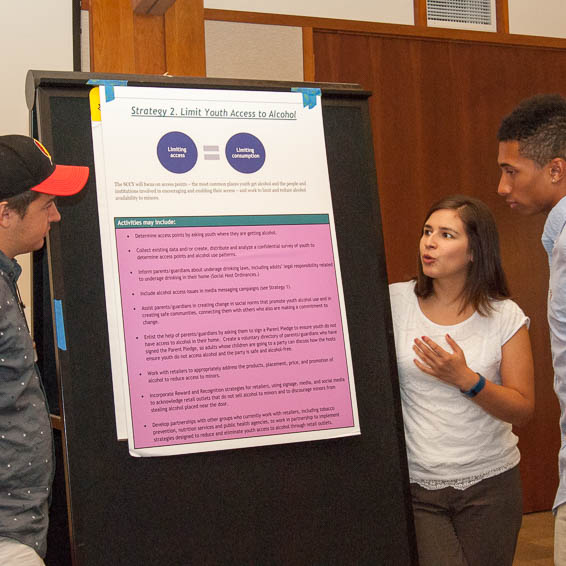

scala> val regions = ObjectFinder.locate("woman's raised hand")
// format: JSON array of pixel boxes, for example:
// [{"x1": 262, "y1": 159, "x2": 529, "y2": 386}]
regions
[{"x1": 412, "y1": 334, "x2": 478, "y2": 391}]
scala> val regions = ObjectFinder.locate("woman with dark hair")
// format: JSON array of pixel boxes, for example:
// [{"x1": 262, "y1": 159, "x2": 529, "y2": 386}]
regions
[{"x1": 389, "y1": 195, "x2": 534, "y2": 566}]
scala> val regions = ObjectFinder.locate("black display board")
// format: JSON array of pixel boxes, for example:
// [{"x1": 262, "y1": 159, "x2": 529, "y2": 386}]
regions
[{"x1": 26, "y1": 70, "x2": 417, "y2": 566}]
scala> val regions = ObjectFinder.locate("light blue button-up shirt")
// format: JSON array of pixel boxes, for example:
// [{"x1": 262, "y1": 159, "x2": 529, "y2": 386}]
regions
[{"x1": 542, "y1": 195, "x2": 566, "y2": 511}]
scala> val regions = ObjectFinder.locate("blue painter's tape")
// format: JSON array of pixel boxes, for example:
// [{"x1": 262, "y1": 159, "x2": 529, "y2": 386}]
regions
[
  {"x1": 291, "y1": 87, "x2": 321, "y2": 109},
  {"x1": 53, "y1": 300, "x2": 67, "y2": 351},
  {"x1": 86, "y1": 79, "x2": 128, "y2": 102}
]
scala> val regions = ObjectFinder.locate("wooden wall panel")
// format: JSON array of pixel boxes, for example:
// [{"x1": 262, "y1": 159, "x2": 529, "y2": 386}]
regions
[
  {"x1": 134, "y1": 14, "x2": 166, "y2": 75},
  {"x1": 496, "y1": 0, "x2": 510, "y2": 33},
  {"x1": 413, "y1": 0, "x2": 426, "y2": 27},
  {"x1": 302, "y1": 27, "x2": 315, "y2": 82},
  {"x1": 314, "y1": 30, "x2": 566, "y2": 512},
  {"x1": 133, "y1": 0, "x2": 175, "y2": 15},
  {"x1": 165, "y1": 0, "x2": 206, "y2": 76},
  {"x1": 89, "y1": 0, "x2": 204, "y2": 76},
  {"x1": 90, "y1": 0, "x2": 136, "y2": 72}
]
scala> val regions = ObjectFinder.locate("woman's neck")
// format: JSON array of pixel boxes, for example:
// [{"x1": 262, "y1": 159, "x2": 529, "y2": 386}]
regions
[{"x1": 418, "y1": 278, "x2": 475, "y2": 325}]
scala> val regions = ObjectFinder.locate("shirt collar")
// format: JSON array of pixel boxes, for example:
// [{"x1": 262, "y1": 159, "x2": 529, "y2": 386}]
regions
[
  {"x1": 0, "y1": 249, "x2": 22, "y2": 283},
  {"x1": 542, "y1": 196, "x2": 566, "y2": 260}
]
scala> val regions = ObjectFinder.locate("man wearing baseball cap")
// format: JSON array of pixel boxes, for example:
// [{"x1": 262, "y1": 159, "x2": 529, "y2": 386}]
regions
[{"x1": 0, "y1": 135, "x2": 88, "y2": 565}]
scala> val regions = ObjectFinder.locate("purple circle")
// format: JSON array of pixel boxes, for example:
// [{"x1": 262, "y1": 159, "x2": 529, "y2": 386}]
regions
[
  {"x1": 157, "y1": 131, "x2": 198, "y2": 173},
  {"x1": 225, "y1": 133, "x2": 266, "y2": 174}
]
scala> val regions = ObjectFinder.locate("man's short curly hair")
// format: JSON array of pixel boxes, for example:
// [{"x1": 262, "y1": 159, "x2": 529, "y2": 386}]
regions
[{"x1": 497, "y1": 94, "x2": 566, "y2": 167}]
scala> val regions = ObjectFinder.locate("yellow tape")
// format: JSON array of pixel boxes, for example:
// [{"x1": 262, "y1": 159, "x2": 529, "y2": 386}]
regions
[{"x1": 89, "y1": 87, "x2": 101, "y2": 122}]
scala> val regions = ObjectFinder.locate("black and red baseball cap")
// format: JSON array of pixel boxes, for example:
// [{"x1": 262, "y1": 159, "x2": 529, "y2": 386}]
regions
[{"x1": 0, "y1": 135, "x2": 89, "y2": 199}]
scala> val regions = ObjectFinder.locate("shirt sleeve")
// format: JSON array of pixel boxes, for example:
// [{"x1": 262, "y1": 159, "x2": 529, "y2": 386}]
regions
[
  {"x1": 548, "y1": 227, "x2": 566, "y2": 378},
  {"x1": 496, "y1": 299, "x2": 529, "y2": 346},
  {"x1": 388, "y1": 281, "x2": 411, "y2": 329}
]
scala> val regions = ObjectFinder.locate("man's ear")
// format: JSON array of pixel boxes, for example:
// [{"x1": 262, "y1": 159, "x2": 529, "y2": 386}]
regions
[
  {"x1": 0, "y1": 202, "x2": 14, "y2": 228},
  {"x1": 549, "y1": 158, "x2": 566, "y2": 183}
]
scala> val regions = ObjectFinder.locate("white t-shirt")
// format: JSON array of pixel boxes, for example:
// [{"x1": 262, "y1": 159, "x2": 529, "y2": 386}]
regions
[{"x1": 389, "y1": 280, "x2": 529, "y2": 489}]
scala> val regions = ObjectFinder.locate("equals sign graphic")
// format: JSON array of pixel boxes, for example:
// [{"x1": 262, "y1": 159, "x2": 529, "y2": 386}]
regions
[{"x1": 203, "y1": 145, "x2": 220, "y2": 160}]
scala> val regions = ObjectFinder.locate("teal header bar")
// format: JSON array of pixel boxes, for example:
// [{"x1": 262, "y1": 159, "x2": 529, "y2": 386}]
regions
[{"x1": 114, "y1": 214, "x2": 329, "y2": 229}]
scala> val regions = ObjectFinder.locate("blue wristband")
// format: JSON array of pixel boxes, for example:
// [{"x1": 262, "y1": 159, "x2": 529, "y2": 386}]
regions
[{"x1": 461, "y1": 373, "x2": 486, "y2": 398}]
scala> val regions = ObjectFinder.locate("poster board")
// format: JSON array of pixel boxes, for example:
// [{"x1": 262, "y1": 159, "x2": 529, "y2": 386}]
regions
[
  {"x1": 27, "y1": 70, "x2": 417, "y2": 566},
  {"x1": 90, "y1": 85, "x2": 360, "y2": 456}
]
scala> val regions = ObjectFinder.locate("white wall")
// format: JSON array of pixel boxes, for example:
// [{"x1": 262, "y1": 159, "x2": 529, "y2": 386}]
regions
[
  {"x1": 509, "y1": 0, "x2": 566, "y2": 39},
  {"x1": 0, "y1": 1, "x2": 75, "y2": 326},
  {"x1": 204, "y1": 0, "x2": 415, "y2": 25},
  {"x1": 1, "y1": 1, "x2": 74, "y2": 136},
  {"x1": 205, "y1": 0, "x2": 566, "y2": 40}
]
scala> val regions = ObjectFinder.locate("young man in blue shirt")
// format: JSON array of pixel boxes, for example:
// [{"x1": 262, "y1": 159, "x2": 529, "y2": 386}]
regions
[
  {"x1": 0, "y1": 135, "x2": 88, "y2": 565},
  {"x1": 497, "y1": 94, "x2": 566, "y2": 565}
]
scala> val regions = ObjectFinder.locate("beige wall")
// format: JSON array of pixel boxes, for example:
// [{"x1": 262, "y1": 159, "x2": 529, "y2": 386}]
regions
[
  {"x1": 1, "y1": 1, "x2": 74, "y2": 328},
  {"x1": 1, "y1": 2, "x2": 74, "y2": 136},
  {"x1": 204, "y1": 0, "x2": 415, "y2": 25},
  {"x1": 509, "y1": 0, "x2": 566, "y2": 39},
  {"x1": 205, "y1": 21, "x2": 303, "y2": 81}
]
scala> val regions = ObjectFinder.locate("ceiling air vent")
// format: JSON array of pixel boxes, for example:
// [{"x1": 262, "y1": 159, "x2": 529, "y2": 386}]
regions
[{"x1": 427, "y1": 0, "x2": 496, "y2": 32}]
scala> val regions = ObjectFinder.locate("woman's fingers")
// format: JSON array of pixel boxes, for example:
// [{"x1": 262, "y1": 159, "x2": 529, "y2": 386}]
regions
[
  {"x1": 414, "y1": 337, "x2": 444, "y2": 362},
  {"x1": 413, "y1": 343, "x2": 441, "y2": 372},
  {"x1": 445, "y1": 333, "x2": 462, "y2": 353},
  {"x1": 420, "y1": 336, "x2": 448, "y2": 355},
  {"x1": 413, "y1": 357, "x2": 435, "y2": 375}
]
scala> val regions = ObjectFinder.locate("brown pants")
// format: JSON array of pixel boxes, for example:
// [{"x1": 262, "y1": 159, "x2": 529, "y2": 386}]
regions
[{"x1": 410, "y1": 466, "x2": 523, "y2": 566}]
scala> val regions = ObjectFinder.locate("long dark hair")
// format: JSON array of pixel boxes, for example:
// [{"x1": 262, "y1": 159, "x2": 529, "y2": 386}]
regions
[{"x1": 414, "y1": 195, "x2": 510, "y2": 315}]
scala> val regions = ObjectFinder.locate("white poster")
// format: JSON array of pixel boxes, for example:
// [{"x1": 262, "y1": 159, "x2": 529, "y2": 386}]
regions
[{"x1": 90, "y1": 85, "x2": 359, "y2": 456}]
